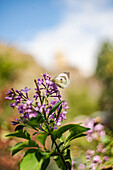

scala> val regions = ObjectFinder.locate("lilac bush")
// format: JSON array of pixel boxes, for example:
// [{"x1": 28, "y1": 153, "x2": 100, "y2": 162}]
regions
[
  {"x1": 5, "y1": 73, "x2": 89, "y2": 170},
  {"x1": 72, "y1": 117, "x2": 112, "y2": 170},
  {"x1": 5, "y1": 73, "x2": 69, "y2": 128}
]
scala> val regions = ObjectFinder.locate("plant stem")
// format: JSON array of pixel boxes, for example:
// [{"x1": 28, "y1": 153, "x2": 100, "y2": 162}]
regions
[
  {"x1": 54, "y1": 140, "x2": 68, "y2": 170},
  {"x1": 34, "y1": 79, "x2": 42, "y2": 104}
]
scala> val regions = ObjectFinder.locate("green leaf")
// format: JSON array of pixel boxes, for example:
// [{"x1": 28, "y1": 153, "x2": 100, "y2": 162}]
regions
[
  {"x1": 51, "y1": 124, "x2": 76, "y2": 141},
  {"x1": 66, "y1": 124, "x2": 89, "y2": 143},
  {"x1": 12, "y1": 140, "x2": 39, "y2": 156},
  {"x1": 42, "y1": 123, "x2": 50, "y2": 133},
  {"x1": 15, "y1": 125, "x2": 24, "y2": 131},
  {"x1": 56, "y1": 104, "x2": 62, "y2": 120},
  {"x1": 51, "y1": 124, "x2": 89, "y2": 142},
  {"x1": 54, "y1": 149, "x2": 71, "y2": 170},
  {"x1": 26, "y1": 113, "x2": 44, "y2": 128},
  {"x1": 20, "y1": 149, "x2": 42, "y2": 170},
  {"x1": 35, "y1": 149, "x2": 50, "y2": 170},
  {"x1": 62, "y1": 145, "x2": 70, "y2": 152},
  {"x1": 48, "y1": 100, "x2": 63, "y2": 117},
  {"x1": 20, "y1": 113, "x2": 44, "y2": 130},
  {"x1": 54, "y1": 156, "x2": 67, "y2": 170},
  {"x1": 58, "y1": 142, "x2": 64, "y2": 148},
  {"x1": 20, "y1": 149, "x2": 50, "y2": 170},
  {"x1": 41, "y1": 157, "x2": 50, "y2": 170},
  {"x1": 11, "y1": 120, "x2": 19, "y2": 125},
  {"x1": 101, "y1": 135, "x2": 111, "y2": 145},
  {"x1": 6, "y1": 129, "x2": 31, "y2": 140},
  {"x1": 64, "y1": 149, "x2": 71, "y2": 158},
  {"x1": 36, "y1": 133, "x2": 48, "y2": 146},
  {"x1": 50, "y1": 119, "x2": 54, "y2": 123},
  {"x1": 33, "y1": 132, "x2": 38, "y2": 136}
]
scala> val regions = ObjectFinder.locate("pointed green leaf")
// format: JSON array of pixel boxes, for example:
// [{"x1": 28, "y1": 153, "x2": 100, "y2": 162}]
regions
[
  {"x1": 20, "y1": 149, "x2": 50, "y2": 170},
  {"x1": 41, "y1": 123, "x2": 50, "y2": 133},
  {"x1": 51, "y1": 124, "x2": 89, "y2": 142},
  {"x1": 33, "y1": 132, "x2": 38, "y2": 136},
  {"x1": 36, "y1": 133, "x2": 48, "y2": 146},
  {"x1": 20, "y1": 113, "x2": 44, "y2": 130},
  {"x1": 51, "y1": 124, "x2": 76, "y2": 141},
  {"x1": 6, "y1": 129, "x2": 31, "y2": 140},
  {"x1": 54, "y1": 149, "x2": 71, "y2": 170},
  {"x1": 56, "y1": 104, "x2": 62, "y2": 120},
  {"x1": 54, "y1": 155, "x2": 67, "y2": 170},
  {"x1": 48, "y1": 100, "x2": 63, "y2": 117},
  {"x1": 66, "y1": 124, "x2": 89, "y2": 143},
  {"x1": 12, "y1": 140, "x2": 39, "y2": 156},
  {"x1": 58, "y1": 142, "x2": 64, "y2": 148},
  {"x1": 20, "y1": 149, "x2": 42, "y2": 170},
  {"x1": 26, "y1": 113, "x2": 44, "y2": 127},
  {"x1": 15, "y1": 125, "x2": 24, "y2": 131},
  {"x1": 62, "y1": 145, "x2": 70, "y2": 152},
  {"x1": 41, "y1": 157, "x2": 50, "y2": 170}
]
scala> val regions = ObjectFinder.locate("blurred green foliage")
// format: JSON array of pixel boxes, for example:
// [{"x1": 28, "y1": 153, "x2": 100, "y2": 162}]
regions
[
  {"x1": 0, "y1": 53, "x2": 27, "y2": 88},
  {"x1": 95, "y1": 42, "x2": 113, "y2": 112},
  {"x1": 66, "y1": 88, "x2": 98, "y2": 121},
  {"x1": 95, "y1": 42, "x2": 113, "y2": 82},
  {"x1": 0, "y1": 52, "x2": 28, "y2": 129}
]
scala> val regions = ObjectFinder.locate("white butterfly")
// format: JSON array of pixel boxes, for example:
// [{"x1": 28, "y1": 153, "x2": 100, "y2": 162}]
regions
[{"x1": 52, "y1": 72, "x2": 70, "y2": 88}]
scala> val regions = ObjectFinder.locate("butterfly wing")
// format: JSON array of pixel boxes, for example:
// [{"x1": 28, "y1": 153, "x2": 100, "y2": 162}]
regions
[{"x1": 52, "y1": 72, "x2": 70, "y2": 88}]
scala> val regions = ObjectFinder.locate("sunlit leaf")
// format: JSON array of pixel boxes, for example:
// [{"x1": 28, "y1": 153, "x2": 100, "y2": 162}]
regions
[
  {"x1": 12, "y1": 140, "x2": 39, "y2": 156},
  {"x1": 15, "y1": 125, "x2": 24, "y2": 131},
  {"x1": 56, "y1": 104, "x2": 62, "y2": 120},
  {"x1": 42, "y1": 123, "x2": 50, "y2": 133},
  {"x1": 54, "y1": 149, "x2": 71, "y2": 170},
  {"x1": 66, "y1": 125, "x2": 89, "y2": 143},
  {"x1": 36, "y1": 133, "x2": 48, "y2": 146},
  {"x1": 6, "y1": 129, "x2": 31, "y2": 140},
  {"x1": 51, "y1": 124, "x2": 76, "y2": 141},
  {"x1": 48, "y1": 100, "x2": 63, "y2": 117},
  {"x1": 51, "y1": 124, "x2": 89, "y2": 142},
  {"x1": 20, "y1": 149, "x2": 50, "y2": 170}
]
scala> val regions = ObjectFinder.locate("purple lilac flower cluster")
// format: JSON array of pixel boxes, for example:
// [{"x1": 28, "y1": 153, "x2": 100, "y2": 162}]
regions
[
  {"x1": 85, "y1": 150, "x2": 109, "y2": 170},
  {"x1": 76, "y1": 117, "x2": 109, "y2": 170},
  {"x1": 33, "y1": 73, "x2": 61, "y2": 100},
  {"x1": 5, "y1": 73, "x2": 69, "y2": 127},
  {"x1": 72, "y1": 154, "x2": 110, "y2": 170},
  {"x1": 71, "y1": 117, "x2": 110, "y2": 170},
  {"x1": 84, "y1": 117, "x2": 105, "y2": 142}
]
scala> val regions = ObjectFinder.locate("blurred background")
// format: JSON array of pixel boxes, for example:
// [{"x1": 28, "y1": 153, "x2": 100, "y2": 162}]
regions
[{"x1": 0, "y1": 0, "x2": 113, "y2": 169}]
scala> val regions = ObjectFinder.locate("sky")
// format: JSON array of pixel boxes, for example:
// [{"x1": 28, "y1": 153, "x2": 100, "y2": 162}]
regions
[{"x1": 1, "y1": 0, "x2": 113, "y2": 76}]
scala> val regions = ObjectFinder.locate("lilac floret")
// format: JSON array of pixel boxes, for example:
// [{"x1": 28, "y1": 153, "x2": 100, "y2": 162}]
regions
[
  {"x1": 26, "y1": 99, "x2": 33, "y2": 105},
  {"x1": 29, "y1": 112, "x2": 38, "y2": 118},
  {"x1": 37, "y1": 78, "x2": 44, "y2": 85},
  {"x1": 5, "y1": 90, "x2": 12, "y2": 95},
  {"x1": 11, "y1": 121, "x2": 17, "y2": 125},
  {"x1": 21, "y1": 87, "x2": 31, "y2": 93},
  {"x1": 94, "y1": 124, "x2": 104, "y2": 131},
  {"x1": 86, "y1": 150, "x2": 95, "y2": 159},
  {"x1": 78, "y1": 164, "x2": 86, "y2": 170},
  {"x1": 5, "y1": 96, "x2": 13, "y2": 100},
  {"x1": 92, "y1": 155, "x2": 101, "y2": 163},
  {"x1": 10, "y1": 103, "x2": 16, "y2": 109},
  {"x1": 83, "y1": 117, "x2": 106, "y2": 142},
  {"x1": 103, "y1": 156, "x2": 109, "y2": 162}
]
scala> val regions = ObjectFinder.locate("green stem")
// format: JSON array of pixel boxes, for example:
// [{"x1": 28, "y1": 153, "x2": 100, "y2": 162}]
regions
[
  {"x1": 54, "y1": 140, "x2": 68, "y2": 170},
  {"x1": 47, "y1": 126, "x2": 68, "y2": 169}
]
